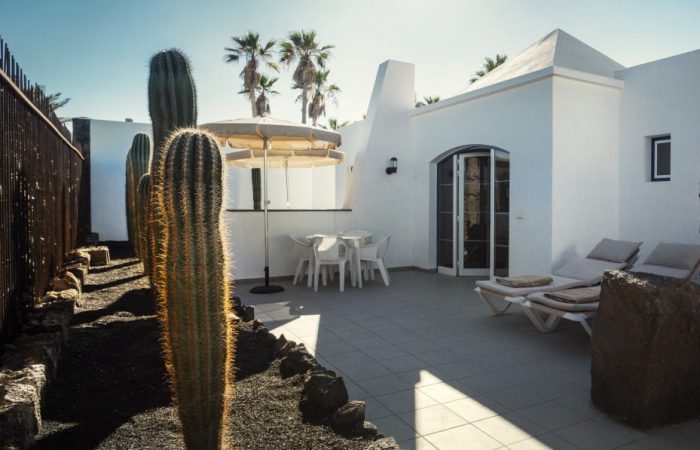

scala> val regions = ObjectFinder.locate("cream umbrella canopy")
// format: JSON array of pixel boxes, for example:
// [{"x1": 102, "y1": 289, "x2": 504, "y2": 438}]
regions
[{"x1": 203, "y1": 116, "x2": 343, "y2": 294}]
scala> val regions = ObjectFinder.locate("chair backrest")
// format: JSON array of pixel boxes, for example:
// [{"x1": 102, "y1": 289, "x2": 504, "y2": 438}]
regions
[
  {"x1": 360, "y1": 234, "x2": 391, "y2": 260},
  {"x1": 631, "y1": 242, "x2": 700, "y2": 280},
  {"x1": 288, "y1": 234, "x2": 311, "y2": 258},
  {"x1": 313, "y1": 236, "x2": 346, "y2": 262}
]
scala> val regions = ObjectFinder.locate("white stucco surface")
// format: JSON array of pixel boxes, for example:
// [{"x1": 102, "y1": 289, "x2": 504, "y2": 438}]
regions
[
  {"x1": 617, "y1": 50, "x2": 700, "y2": 261},
  {"x1": 88, "y1": 119, "x2": 152, "y2": 241}
]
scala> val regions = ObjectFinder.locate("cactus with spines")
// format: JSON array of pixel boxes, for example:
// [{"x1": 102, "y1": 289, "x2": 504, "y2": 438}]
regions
[
  {"x1": 125, "y1": 133, "x2": 152, "y2": 257},
  {"x1": 136, "y1": 173, "x2": 152, "y2": 275},
  {"x1": 147, "y1": 48, "x2": 198, "y2": 284},
  {"x1": 125, "y1": 148, "x2": 136, "y2": 250},
  {"x1": 156, "y1": 129, "x2": 234, "y2": 450}
]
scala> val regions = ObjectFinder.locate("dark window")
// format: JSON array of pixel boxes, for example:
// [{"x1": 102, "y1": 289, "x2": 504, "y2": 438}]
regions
[{"x1": 651, "y1": 136, "x2": 671, "y2": 181}]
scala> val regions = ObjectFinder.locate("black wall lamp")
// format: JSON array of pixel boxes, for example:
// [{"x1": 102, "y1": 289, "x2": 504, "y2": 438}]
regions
[{"x1": 386, "y1": 157, "x2": 398, "y2": 175}]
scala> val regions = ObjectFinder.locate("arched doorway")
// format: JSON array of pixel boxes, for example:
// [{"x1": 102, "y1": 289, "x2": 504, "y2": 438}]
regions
[{"x1": 436, "y1": 146, "x2": 509, "y2": 277}]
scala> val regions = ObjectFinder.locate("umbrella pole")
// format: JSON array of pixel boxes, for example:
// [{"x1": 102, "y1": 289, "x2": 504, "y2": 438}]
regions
[{"x1": 251, "y1": 137, "x2": 284, "y2": 294}]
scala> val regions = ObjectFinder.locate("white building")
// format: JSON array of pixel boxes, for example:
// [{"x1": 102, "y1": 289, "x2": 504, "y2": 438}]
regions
[
  {"x1": 228, "y1": 28, "x2": 700, "y2": 280},
  {"x1": 81, "y1": 29, "x2": 700, "y2": 280}
]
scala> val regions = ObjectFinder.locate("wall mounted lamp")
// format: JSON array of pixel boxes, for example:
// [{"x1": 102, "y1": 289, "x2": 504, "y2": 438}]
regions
[{"x1": 386, "y1": 157, "x2": 398, "y2": 175}]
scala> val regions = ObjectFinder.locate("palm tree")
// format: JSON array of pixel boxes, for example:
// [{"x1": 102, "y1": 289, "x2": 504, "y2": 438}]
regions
[
  {"x1": 225, "y1": 31, "x2": 277, "y2": 116},
  {"x1": 46, "y1": 91, "x2": 70, "y2": 111},
  {"x1": 252, "y1": 75, "x2": 279, "y2": 116},
  {"x1": 415, "y1": 95, "x2": 440, "y2": 108},
  {"x1": 279, "y1": 30, "x2": 334, "y2": 124},
  {"x1": 304, "y1": 69, "x2": 340, "y2": 126},
  {"x1": 322, "y1": 118, "x2": 349, "y2": 130},
  {"x1": 470, "y1": 54, "x2": 507, "y2": 83}
]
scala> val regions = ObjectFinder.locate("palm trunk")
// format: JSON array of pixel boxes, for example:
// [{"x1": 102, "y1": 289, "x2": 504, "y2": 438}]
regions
[
  {"x1": 250, "y1": 95, "x2": 261, "y2": 208},
  {"x1": 312, "y1": 116, "x2": 317, "y2": 126},
  {"x1": 301, "y1": 87, "x2": 308, "y2": 124}
]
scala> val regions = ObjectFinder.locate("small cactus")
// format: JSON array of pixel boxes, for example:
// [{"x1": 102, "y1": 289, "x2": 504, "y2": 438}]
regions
[
  {"x1": 147, "y1": 48, "x2": 198, "y2": 283},
  {"x1": 136, "y1": 173, "x2": 152, "y2": 275},
  {"x1": 125, "y1": 133, "x2": 151, "y2": 257},
  {"x1": 155, "y1": 129, "x2": 234, "y2": 450}
]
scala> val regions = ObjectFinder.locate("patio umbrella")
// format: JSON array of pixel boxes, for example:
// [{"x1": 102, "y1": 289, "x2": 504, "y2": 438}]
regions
[{"x1": 203, "y1": 116, "x2": 343, "y2": 294}]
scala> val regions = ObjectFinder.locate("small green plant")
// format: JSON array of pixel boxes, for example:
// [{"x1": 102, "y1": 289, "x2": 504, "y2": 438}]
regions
[
  {"x1": 155, "y1": 128, "x2": 234, "y2": 450},
  {"x1": 125, "y1": 133, "x2": 151, "y2": 256}
]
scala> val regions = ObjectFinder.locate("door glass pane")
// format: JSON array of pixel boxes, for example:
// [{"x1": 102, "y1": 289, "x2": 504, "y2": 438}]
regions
[
  {"x1": 494, "y1": 151, "x2": 509, "y2": 277},
  {"x1": 437, "y1": 158, "x2": 454, "y2": 268},
  {"x1": 464, "y1": 155, "x2": 490, "y2": 269}
]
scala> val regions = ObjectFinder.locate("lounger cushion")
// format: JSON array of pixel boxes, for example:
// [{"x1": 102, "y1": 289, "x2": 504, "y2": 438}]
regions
[
  {"x1": 476, "y1": 276, "x2": 588, "y2": 298},
  {"x1": 587, "y1": 238, "x2": 643, "y2": 263},
  {"x1": 527, "y1": 292, "x2": 600, "y2": 312},
  {"x1": 553, "y1": 257, "x2": 627, "y2": 283},
  {"x1": 630, "y1": 264, "x2": 691, "y2": 280},
  {"x1": 643, "y1": 243, "x2": 700, "y2": 270}
]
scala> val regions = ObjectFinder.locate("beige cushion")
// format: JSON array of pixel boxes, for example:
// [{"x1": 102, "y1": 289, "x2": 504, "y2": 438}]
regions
[
  {"x1": 527, "y1": 291, "x2": 600, "y2": 312},
  {"x1": 587, "y1": 238, "x2": 642, "y2": 263},
  {"x1": 476, "y1": 276, "x2": 589, "y2": 298},
  {"x1": 644, "y1": 242, "x2": 700, "y2": 271},
  {"x1": 553, "y1": 257, "x2": 627, "y2": 283},
  {"x1": 495, "y1": 275, "x2": 554, "y2": 288},
  {"x1": 631, "y1": 264, "x2": 691, "y2": 280}
]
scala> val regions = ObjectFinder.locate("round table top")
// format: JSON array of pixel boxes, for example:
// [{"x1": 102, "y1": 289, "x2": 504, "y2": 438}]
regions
[{"x1": 305, "y1": 230, "x2": 372, "y2": 240}]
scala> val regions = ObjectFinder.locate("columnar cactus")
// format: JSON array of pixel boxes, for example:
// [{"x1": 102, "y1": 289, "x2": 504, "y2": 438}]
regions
[
  {"x1": 125, "y1": 133, "x2": 152, "y2": 257},
  {"x1": 147, "y1": 48, "x2": 198, "y2": 283},
  {"x1": 156, "y1": 129, "x2": 234, "y2": 450},
  {"x1": 125, "y1": 149, "x2": 136, "y2": 250},
  {"x1": 136, "y1": 173, "x2": 152, "y2": 275}
]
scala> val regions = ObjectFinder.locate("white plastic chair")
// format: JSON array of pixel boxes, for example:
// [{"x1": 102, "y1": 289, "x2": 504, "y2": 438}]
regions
[
  {"x1": 288, "y1": 234, "x2": 313, "y2": 286},
  {"x1": 313, "y1": 236, "x2": 349, "y2": 292},
  {"x1": 359, "y1": 234, "x2": 391, "y2": 286}
]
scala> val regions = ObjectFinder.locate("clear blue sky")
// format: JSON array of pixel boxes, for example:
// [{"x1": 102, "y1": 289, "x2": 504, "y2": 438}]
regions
[{"x1": 2, "y1": 0, "x2": 699, "y2": 125}]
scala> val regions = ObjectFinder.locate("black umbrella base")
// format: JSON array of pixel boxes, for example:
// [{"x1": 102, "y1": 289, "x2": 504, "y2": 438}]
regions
[{"x1": 250, "y1": 284, "x2": 285, "y2": 294}]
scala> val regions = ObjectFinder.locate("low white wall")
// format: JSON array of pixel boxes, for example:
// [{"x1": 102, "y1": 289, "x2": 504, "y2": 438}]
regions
[
  {"x1": 224, "y1": 210, "x2": 356, "y2": 280},
  {"x1": 224, "y1": 165, "x2": 337, "y2": 210},
  {"x1": 89, "y1": 119, "x2": 152, "y2": 241}
]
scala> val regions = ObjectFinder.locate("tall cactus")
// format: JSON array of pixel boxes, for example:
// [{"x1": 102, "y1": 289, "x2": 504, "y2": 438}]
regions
[
  {"x1": 125, "y1": 147, "x2": 136, "y2": 250},
  {"x1": 148, "y1": 49, "x2": 198, "y2": 284},
  {"x1": 136, "y1": 173, "x2": 152, "y2": 275},
  {"x1": 125, "y1": 133, "x2": 152, "y2": 257},
  {"x1": 156, "y1": 129, "x2": 234, "y2": 450}
]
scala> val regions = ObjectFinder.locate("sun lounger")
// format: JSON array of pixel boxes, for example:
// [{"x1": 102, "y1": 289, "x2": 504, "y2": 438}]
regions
[
  {"x1": 474, "y1": 238, "x2": 641, "y2": 315},
  {"x1": 524, "y1": 242, "x2": 700, "y2": 336}
]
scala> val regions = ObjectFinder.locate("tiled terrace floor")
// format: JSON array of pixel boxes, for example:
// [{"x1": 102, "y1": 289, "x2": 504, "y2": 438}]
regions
[{"x1": 236, "y1": 270, "x2": 700, "y2": 450}]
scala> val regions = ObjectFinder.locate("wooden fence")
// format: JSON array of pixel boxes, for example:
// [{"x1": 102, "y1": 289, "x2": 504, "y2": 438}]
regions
[{"x1": 0, "y1": 35, "x2": 86, "y2": 348}]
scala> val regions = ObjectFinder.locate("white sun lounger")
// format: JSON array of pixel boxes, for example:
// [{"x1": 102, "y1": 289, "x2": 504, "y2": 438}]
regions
[
  {"x1": 524, "y1": 242, "x2": 700, "y2": 336},
  {"x1": 474, "y1": 238, "x2": 641, "y2": 316}
]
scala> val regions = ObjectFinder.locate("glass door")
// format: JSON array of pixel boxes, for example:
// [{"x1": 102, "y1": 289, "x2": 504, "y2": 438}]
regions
[
  {"x1": 456, "y1": 150, "x2": 509, "y2": 277},
  {"x1": 436, "y1": 157, "x2": 457, "y2": 275}
]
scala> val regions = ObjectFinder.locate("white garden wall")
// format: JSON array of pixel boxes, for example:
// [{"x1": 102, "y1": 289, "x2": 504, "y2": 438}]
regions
[{"x1": 88, "y1": 119, "x2": 152, "y2": 241}]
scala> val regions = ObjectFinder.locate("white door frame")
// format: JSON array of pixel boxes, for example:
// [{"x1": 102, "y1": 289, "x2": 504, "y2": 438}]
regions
[{"x1": 457, "y1": 150, "x2": 494, "y2": 277}]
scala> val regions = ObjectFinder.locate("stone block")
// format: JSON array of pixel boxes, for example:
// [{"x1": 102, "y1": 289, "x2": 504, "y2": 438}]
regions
[
  {"x1": 591, "y1": 270, "x2": 700, "y2": 429},
  {"x1": 80, "y1": 246, "x2": 110, "y2": 266}
]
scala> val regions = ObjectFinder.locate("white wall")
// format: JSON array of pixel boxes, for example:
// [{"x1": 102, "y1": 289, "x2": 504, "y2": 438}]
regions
[
  {"x1": 336, "y1": 60, "x2": 556, "y2": 277},
  {"x1": 551, "y1": 74, "x2": 622, "y2": 269},
  {"x1": 617, "y1": 50, "x2": 700, "y2": 260},
  {"x1": 224, "y1": 163, "x2": 337, "y2": 210},
  {"x1": 89, "y1": 119, "x2": 152, "y2": 241},
  {"x1": 224, "y1": 211, "x2": 352, "y2": 279}
]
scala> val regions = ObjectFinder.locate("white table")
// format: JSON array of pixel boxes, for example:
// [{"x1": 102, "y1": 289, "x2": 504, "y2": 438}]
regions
[{"x1": 305, "y1": 231, "x2": 373, "y2": 288}]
